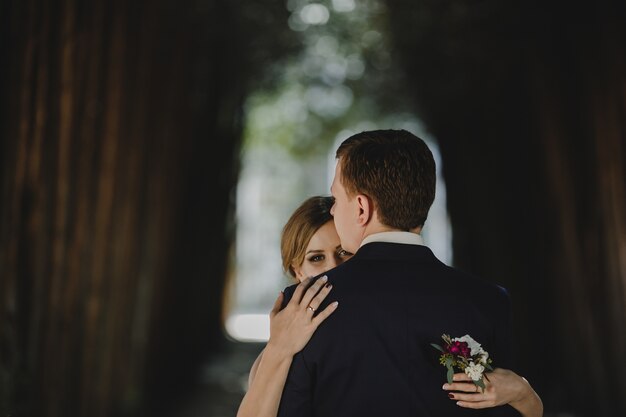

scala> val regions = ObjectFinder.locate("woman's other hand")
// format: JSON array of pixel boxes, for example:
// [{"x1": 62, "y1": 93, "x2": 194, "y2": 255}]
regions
[
  {"x1": 266, "y1": 276, "x2": 338, "y2": 358},
  {"x1": 443, "y1": 368, "x2": 543, "y2": 417}
]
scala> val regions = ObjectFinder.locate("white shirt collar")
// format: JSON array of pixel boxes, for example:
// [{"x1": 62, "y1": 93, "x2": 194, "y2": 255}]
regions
[{"x1": 360, "y1": 231, "x2": 424, "y2": 247}]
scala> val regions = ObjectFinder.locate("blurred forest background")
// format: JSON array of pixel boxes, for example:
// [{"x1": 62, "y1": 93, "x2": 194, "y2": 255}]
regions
[{"x1": 0, "y1": 0, "x2": 624, "y2": 417}]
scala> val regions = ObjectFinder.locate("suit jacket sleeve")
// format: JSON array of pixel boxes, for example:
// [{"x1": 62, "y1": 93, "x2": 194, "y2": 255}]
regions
[
  {"x1": 281, "y1": 284, "x2": 297, "y2": 310},
  {"x1": 276, "y1": 282, "x2": 314, "y2": 416},
  {"x1": 276, "y1": 350, "x2": 313, "y2": 417}
]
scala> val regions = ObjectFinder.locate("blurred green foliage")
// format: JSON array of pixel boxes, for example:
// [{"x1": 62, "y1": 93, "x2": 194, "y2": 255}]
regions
[{"x1": 243, "y1": 0, "x2": 417, "y2": 159}]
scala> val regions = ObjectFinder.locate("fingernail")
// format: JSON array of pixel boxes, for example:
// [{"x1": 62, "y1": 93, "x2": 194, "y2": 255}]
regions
[
  {"x1": 448, "y1": 393, "x2": 454, "y2": 399},
  {"x1": 332, "y1": 301, "x2": 339, "y2": 307},
  {"x1": 442, "y1": 384, "x2": 449, "y2": 390},
  {"x1": 320, "y1": 275, "x2": 328, "y2": 282},
  {"x1": 325, "y1": 283, "x2": 332, "y2": 288}
]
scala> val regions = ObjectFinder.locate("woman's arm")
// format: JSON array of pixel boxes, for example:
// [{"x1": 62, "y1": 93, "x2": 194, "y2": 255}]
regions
[
  {"x1": 236, "y1": 276, "x2": 338, "y2": 417},
  {"x1": 237, "y1": 344, "x2": 295, "y2": 417},
  {"x1": 247, "y1": 349, "x2": 263, "y2": 388},
  {"x1": 443, "y1": 368, "x2": 543, "y2": 417}
]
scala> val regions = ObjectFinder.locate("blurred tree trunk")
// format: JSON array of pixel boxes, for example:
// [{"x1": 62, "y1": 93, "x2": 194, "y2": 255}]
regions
[
  {"x1": 528, "y1": 4, "x2": 626, "y2": 413},
  {"x1": 0, "y1": 1, "x2": 290, "y2": 416},
  {"x1": 387, "y1": 0, "x2": 626, "y2": 415}
]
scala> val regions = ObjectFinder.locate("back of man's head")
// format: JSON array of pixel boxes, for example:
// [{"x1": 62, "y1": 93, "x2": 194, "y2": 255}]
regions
[{"x1": 335, "y1": 129, "x2": 436, "y2": 230}]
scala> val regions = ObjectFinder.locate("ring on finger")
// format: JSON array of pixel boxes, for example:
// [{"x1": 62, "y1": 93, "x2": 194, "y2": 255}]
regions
[{"x1": 307, "y1": 305, "x2": 316, "y2": 312}]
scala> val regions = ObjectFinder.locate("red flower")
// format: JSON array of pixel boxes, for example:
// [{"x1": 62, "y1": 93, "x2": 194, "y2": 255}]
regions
[{"x1": 447, "y1": 341, "x2": 471, "y2": 358}]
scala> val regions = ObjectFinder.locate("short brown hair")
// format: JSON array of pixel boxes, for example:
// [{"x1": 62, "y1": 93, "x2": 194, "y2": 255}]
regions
[
  {"x1": 280, "y1": 196, "x2": 335, "y2": 278},
  {"x1": 335, "y1": 129, "x2": 436, "y2": 230}
]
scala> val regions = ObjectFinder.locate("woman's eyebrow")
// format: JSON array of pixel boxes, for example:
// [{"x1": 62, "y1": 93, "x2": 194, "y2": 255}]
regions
[{"x1": 305, "y1": 249, "x2": 324, "y2": 255}]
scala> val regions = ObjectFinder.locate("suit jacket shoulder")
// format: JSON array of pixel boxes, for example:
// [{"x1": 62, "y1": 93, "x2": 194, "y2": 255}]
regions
[
  {"x1": 278, "y1": 242, "x2": 519, "y2": 417},
  {"x1": 281, "y1": 282, "x2": 299, "y2": 310}
]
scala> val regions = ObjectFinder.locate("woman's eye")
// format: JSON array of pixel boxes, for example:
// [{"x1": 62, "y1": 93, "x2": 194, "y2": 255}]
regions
[
  {"x1": 338, "y1": 249, "x2": 353, "y2": 257},
  {"x1": 308, "y1": 255, "x2": 324, "y2": 262}
]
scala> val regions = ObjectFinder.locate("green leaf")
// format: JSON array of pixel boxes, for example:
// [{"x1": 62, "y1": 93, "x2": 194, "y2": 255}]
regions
[
  {"x1": 475, "y1": 378, "x2": 486, "y2": 393},
  {"x1": 446, "y1": 365, "x2": 454, "y2": 384},
  {"x1": 485, "y1": 363, "x2": 494, "y2": 371},
  {"x1": 431, "y1": 343, "x2": 445, "y2": 352},
  {"x1": 444, "y1": 356, "x2": 454, "y2": 367}
]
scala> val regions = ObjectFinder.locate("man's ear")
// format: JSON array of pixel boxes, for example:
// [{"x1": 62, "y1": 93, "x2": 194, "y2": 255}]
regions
[{"x1": 355, "y1": 194, "x2": 372, "y2": 226}]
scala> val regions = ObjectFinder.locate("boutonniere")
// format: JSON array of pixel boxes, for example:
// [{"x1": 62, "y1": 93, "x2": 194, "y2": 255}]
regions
[{"x1": 431, "y1": 334, "x2": 493, "y2": 392}]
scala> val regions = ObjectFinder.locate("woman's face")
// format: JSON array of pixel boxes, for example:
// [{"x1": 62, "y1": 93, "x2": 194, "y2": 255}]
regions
[{"x1": 292, "y1": 220, "x2": 353, "y2": 282}]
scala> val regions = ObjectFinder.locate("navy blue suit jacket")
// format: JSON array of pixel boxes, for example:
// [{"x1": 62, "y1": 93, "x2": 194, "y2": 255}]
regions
[{"x1": 277, "y1": 242, "x2": 520, "y2": 417}]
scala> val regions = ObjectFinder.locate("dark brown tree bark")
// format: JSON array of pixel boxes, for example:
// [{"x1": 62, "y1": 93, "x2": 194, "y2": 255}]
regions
[
  {"x1": 387, "y1": 0, "x2": 626, "y2": 415},
  {"x1": 528, "y1": 6, "x2": 626, "y2": 412},
  {"x1": 0, "y1": 1, "x2": 291, "y2": 416}
]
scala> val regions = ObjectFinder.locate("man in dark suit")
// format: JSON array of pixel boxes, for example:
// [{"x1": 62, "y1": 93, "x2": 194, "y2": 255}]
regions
[{"x1": 277, "y1": 129, "x2": 519, "y2": 417}]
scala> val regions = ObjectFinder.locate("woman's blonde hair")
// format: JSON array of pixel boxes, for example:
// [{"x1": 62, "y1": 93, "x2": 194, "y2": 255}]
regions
[{"x1": 280, "y1": 196, "x2": 334, "y2": 279}]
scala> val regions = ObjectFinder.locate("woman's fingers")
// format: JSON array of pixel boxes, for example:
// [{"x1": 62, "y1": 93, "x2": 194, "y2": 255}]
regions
[
  {"x1": 447, "y1": 389, "x2": 497, "y2": 407},
  {"x1": 312, "y1": 301, "x2": 339, "y2": 326},
  {"x1": 306, "y1": 282, "x2": 333, "y2": 313},
  {"x1": 455, "y1": 400, "x2": 491, "y2": 409},
  {"x1": 300, "y1": 275, "x2": 328, "y2": 308},
  {"x1": 443, "y1": 382, "x2": 481, "y2": 393},
  {"x1": 270, "y1": 291, "x2": 284, "y2": 318},
  {"x1": 452, "y1": 372, "x2": 473, "y2": 382},
  {"x1": 290, "y1": 276, "x2": 314, "y2": 305},
  {"x1": 448, "y1": 391, "x2": 488, "y2": 403}
]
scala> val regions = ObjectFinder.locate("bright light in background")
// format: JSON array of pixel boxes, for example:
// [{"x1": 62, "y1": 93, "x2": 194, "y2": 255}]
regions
[
  {"x1": 225, "y1": 0, "x2": 452, "y2": 343},
  {"x1": 225, "y1": 314, "x2": 270, "y2": 342},
  {"x1": 300, "y1": 4, "x2": 330, "y2": 25},
  {"x1": 305, "y1": 85, "x2": 353, "y2": 118},
  {"x1": 228, "y1": 119, "x2": 452, "y2": 344},
  {"x1": 332, "y1": 0, "x2": 356, "y2": 13}
]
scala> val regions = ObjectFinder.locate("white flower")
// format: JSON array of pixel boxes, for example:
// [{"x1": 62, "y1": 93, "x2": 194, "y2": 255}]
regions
[
  {"x1": 465, "y1": 361, "x2": 485, "y2": 381},
  {"x1": 453, "y1": 335, "x2": 482, "y2": 356},
  {"x1": 479, "y1": 349, "x2": 489, "y2": 365}
]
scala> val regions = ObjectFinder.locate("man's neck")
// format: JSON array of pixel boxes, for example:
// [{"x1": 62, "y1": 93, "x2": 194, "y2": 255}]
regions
[
  {"x1": 360, "y1": 230, "x2": 424, "y2": 248},
  {"x1": 362, "y1": 223, "x2": 398, "y2": 237},
  {"x1": 358, "y1": 222, "x2": 422, "y2": 245}
]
